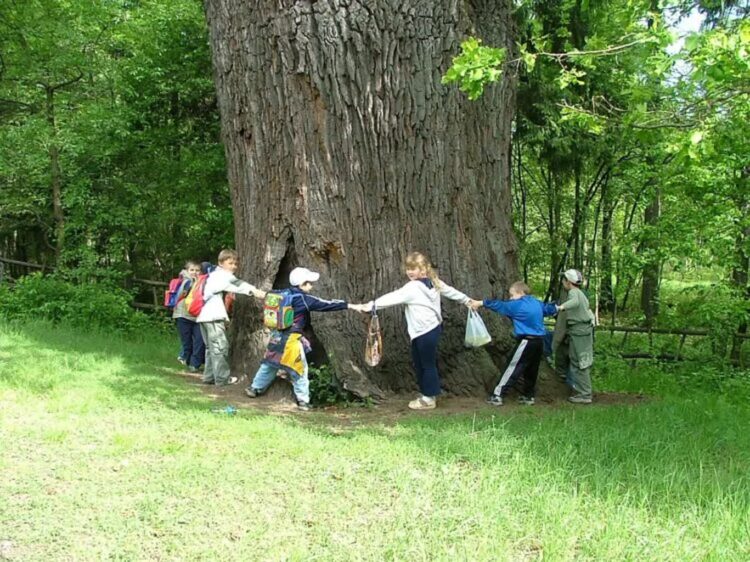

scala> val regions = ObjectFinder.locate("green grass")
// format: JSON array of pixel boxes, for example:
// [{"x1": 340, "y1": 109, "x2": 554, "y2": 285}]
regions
[{"x1": 1, "y1": 322, "x2": 749, "y2": 561}]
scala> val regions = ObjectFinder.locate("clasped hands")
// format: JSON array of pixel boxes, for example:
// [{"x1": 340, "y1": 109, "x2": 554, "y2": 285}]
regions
[{"x1": 349, "y1": 302, "x2": 372, "y2": 313}]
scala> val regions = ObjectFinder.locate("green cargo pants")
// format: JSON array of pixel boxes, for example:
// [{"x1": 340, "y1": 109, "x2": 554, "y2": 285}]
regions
[
  {"x1": 199, "y1": 321, "x2": 231, "y2": 385},
  {"x1": 568, "y1": 323, "x2": 594, "y2": 400}
]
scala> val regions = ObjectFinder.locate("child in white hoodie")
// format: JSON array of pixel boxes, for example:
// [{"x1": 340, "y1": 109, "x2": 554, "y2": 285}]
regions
[
  {"x1": 366, "y1": 252, "x2": 471, "y2": 410},
  {"x1": 196, "y1": 249, "x2": 265, "y2": 386}
]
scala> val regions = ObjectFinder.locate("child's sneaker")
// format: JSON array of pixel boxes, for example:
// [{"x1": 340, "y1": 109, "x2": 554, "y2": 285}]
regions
[
  {"x1": 297, "y1": 401, "x2": 311, "y2": 412},
  {"x1": 486, "y1": 394, "x2": 503, "y2": 406},
  {"x1": 408, "y1": 396, "x2": 436, "y2": 410},
  {"x1": 518, "y1": 396, "x2": 535, "y2": 406},
  {"x1": 177, "y1": 356, "x2": 187, "y2": 366},
  {"x1": 568, "y1": 395, "x2": 592, "y2": 404},
  {"x1": 245, "y1": 387, "x2": 260, "y2": 398}
]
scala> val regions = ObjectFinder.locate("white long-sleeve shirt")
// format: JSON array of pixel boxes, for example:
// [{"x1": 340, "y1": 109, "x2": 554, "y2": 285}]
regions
[
  {"x1": 196, "y1": 267, "x2": 258, "y2": 323},
  {"x1": 373, "y1": 279, "x2": 470, "y2": 339}
]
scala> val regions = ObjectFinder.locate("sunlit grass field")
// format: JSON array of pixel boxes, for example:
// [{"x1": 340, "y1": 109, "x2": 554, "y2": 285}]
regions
[{"x1": 1, "y1": 321, "x2": 749, "y2": 561}]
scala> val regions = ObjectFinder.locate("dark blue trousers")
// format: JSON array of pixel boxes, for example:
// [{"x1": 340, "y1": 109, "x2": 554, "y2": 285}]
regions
[
  {"x1": 176, "y1": 318, "x2": 205, "y2": 369},
  {"x1": 411, "y1": 325, "x2": 442, "y2": 397}
]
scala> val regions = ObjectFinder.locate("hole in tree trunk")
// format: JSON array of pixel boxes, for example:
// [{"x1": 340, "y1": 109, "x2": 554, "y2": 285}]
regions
[{"x1": 266, "y1": 234, "x2": 331, "y2": 397}]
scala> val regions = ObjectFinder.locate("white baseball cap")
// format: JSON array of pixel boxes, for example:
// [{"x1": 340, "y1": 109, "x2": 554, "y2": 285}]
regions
[
  {"x1": 289, "y1": 267, "x2": 320, "y2": 287},
  {"x1": 562, "y1": 269, "x2": 583, "y2": 285}
]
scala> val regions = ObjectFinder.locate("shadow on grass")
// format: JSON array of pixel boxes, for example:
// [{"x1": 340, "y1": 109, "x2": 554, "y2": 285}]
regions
[
  {"x1": 5, "y1": 321, "x2": 749, "y2": 518},
  {"x1": 297, "y1": 393, "x2": 750, "y2": 517},
  {"x1": 0, "y1": 321, "x2": 260, "y2": 416}
]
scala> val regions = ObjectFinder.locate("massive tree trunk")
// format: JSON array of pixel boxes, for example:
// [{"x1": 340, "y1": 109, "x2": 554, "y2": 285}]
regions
[{"x1": 204, "y1": 0, "x2": 519, "y2": 398}]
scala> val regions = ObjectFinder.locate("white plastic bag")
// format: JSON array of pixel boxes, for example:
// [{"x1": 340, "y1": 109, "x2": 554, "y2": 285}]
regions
[{"x1": 464, "y1": 309, "x2": 492, "y2": 348}]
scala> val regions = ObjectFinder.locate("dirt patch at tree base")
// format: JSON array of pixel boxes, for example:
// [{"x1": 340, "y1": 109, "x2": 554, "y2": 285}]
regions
[{"x1": 171, "y1": 364, "x2": 647, "y2": 425}]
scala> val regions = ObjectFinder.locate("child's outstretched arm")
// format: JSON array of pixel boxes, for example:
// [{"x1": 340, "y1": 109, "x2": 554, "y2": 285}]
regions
[
  {"x1": 557, "y1": 290, "x2": 581, "y2": 312},
  {"x1": 542, "y1": 302, "x2": 559, "y2": 316},
  {"x1": 226, "y1": 279, "x2": 264, "y2": 299},
  {"x1": 205, "y1": 271, "x2": 264, "y2": 300},
  {"x1": 368, "y1": 285, "x2": 414, "y2": 310},
  {"x1": 437, "y1": 282, "x2": 471, "y2": 305},
  {"x1": 480, "y1": 298, "x2": 520, "y2": 318},
  {"x1": 299, "y1": 294, "x2": 349, "y2": 313}
]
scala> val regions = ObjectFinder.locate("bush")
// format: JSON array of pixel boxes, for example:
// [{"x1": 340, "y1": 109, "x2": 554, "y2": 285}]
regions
[
  {"x1": 308, "y1": 362, "x2": 355, "y2": 406},
  {"x1": 0, "y1": 274, "x2": 163, "y2": 334}
]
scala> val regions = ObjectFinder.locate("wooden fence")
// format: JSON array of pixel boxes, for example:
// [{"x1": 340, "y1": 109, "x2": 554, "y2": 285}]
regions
[
  {"x1": 595, "y1": 325, "x2": 749, "y2": 367},
  {"x1": 2, "y1": 255, "x2": 748, "y2": 365},
  {"x1": 0, "y1": 256, "x2": 168, "y2": 311}
]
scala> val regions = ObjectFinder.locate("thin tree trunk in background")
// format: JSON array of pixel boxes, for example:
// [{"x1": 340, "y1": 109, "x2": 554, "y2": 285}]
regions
[
  {"x1": 205, "y1": 0, "x2": 519, "y2": 398},
  {"x1": 640, "y1": 1, "x2": 662, "y2": 328},
  {"x1": 514, "y1": 139, "x2": 529, "y2": 283},
  {"x1": 730, "y1": 170, "x2": 749, "y2": 364},
  {"x1": 640, "y1": 189, "x2": 661, "y2": 326},
  {"x1": 573, "y1": 160, "x2": 583, "y2": 269},
  {"x1": 45, "y1": 87, "x2": 65, "y2": 265},
  {"x1": 545, "y1": 170, "x2": 563, "y2": 300},
  {"x1": 587, "y1": 182, "x2": 602, "y2": 285},
  {"x1": 600, "y1": 180, "x2": 615, "y2": 312}
]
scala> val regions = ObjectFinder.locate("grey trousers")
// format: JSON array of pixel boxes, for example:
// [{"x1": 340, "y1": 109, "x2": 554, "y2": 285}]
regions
[
  {"x1": 568, "y1": 331, "x2": 593, "y2": 399},
  {"x1": 199, "y1": 321, "x2": 231, "y2": 385}
]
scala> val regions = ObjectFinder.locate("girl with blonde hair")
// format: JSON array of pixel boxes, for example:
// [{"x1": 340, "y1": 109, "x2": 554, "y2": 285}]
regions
[{"x1": 366, "y1": 252, "x2": 471, "y2": 410}]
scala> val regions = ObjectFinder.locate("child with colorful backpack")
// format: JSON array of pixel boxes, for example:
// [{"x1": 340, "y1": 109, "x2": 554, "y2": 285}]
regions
[
  {"x1": 170, "y1": 261, "x2": 205, "y2": 372},
  {"x1": 244, "y1": 267, "x2": 367, "y2": 411},
  {"x1": 363, "y1": 252, "x2": 473, "y2": 411},
  {"x1": 195, "y1": 249, "x2": 266, "y2": 386}
]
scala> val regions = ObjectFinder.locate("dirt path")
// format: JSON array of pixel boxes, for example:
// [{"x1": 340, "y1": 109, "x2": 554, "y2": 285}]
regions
[{"x1": 170, "y1": 363, "x2": 646, "y2": 426}]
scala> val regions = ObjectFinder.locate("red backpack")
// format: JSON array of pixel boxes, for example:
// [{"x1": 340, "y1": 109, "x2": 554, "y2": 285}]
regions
[{"x1": 185, "y1": 274, "x2": 209, "y2": 317}]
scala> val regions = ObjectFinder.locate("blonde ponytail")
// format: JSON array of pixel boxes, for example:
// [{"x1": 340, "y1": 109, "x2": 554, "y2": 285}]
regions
[{"x1": 405, "y1": 252, "x2": 442, "y2": 290}]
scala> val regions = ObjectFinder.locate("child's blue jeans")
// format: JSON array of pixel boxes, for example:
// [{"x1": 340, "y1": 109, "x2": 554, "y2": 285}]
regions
[
  {"x1": 411, "y1": 325, "x2": 442, "y2": 397},
  {"x1": 176, "y1": 318, "x2": 205, "y2": 369},
  {"x1": 249, "y1": 348, "x2": 309, "y2": 404}
]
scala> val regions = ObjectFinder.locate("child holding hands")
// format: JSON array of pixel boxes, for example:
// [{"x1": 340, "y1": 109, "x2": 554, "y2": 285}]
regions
[
  {"x1": 365, "y1": 252, "x2": 472, "y2": 410},
  {"x1": 469, "y1": 282, "x2": 558, "y2": 406},
  {"x1": 196, "y1": 249, "x2": 265, "y2": 386}
]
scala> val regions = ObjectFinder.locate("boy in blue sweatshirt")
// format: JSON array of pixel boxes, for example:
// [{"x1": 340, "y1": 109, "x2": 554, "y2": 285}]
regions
[{"x1": 469, "y1": 282, "x2": 558, "y2": 405}]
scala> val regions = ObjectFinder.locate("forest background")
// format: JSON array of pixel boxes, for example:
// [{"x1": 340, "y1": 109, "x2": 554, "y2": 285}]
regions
[{"x1": 0, "y1": 0, "x2": 747, "y2": 363}]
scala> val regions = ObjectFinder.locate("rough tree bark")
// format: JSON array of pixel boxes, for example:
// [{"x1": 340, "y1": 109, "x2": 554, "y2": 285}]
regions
[{"x1": 204, "y1": 0, "x2": 519, "y2": 398}]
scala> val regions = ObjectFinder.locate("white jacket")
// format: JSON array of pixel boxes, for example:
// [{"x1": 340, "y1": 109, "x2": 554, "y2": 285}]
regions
[
  {"x1": 373, "y1": 280, "x2": 470, "y2": 339},
  {"x1": 196, "y1": 268, "x2": 258, "y2": 323}
]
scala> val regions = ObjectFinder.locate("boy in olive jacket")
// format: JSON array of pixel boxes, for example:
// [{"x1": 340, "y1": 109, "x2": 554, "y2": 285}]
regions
[{"x1": 557, "y1": 269, "x2": 595, "y2": 403}]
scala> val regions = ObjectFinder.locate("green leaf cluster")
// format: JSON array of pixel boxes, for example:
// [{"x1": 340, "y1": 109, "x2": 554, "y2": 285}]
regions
[
  {"x1": 442, "y1": 38, "x2": 507, "y2": 100},
  {"x1": 0, "y1": 0, "x2": 233, "y2": 282}
]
